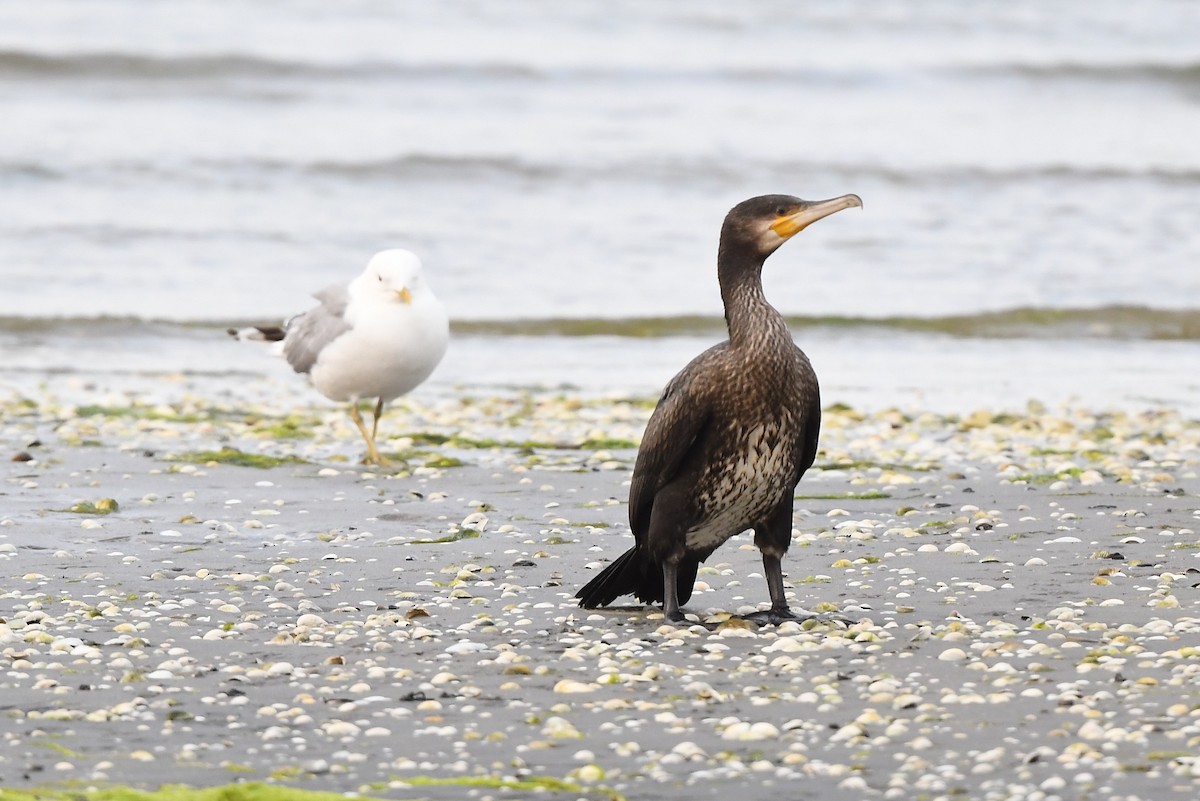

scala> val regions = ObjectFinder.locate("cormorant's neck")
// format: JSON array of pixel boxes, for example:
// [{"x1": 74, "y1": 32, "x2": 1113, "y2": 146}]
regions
[{"x1": 717, "y1": 242, "x2": 787, "y2": 349}]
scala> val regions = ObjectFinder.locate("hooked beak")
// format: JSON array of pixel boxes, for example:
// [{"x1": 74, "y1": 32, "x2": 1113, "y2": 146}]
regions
[
  {"x1": 769, "y1": 194, "x2": 862, "y2": 239},
  {"x1": 396, "y1": 287, "x2": 413, "y2": 304}
]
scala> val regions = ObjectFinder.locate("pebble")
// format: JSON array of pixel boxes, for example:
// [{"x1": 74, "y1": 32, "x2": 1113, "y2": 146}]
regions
[
  {"x1": 553, "y1": 680, "x2": 598, "y2": 694},
  {"x1": 721, "y1": 721, "x2": 780, "y2": 741}
]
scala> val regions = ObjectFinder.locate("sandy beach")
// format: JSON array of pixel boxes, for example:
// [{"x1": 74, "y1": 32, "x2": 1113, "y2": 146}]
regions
[
  {"x1": 1, "y1": 375, "x2": 1197, "y2": 800},
  {"x1": 4, "y1": 2, "x2": 1200, "y2": 799}
]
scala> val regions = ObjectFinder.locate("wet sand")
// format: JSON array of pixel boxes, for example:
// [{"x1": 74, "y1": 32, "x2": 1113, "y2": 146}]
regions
[{"x1": 1, "y1": 378, "x2": 1198, "y2": 800}]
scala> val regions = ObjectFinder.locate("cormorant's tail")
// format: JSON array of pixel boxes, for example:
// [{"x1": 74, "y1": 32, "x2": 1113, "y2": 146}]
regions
[{"x1": 576, "y1": 547, "x2": 700, "y2": 609}]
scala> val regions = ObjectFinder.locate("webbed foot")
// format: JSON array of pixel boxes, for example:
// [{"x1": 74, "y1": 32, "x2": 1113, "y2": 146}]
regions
[{"x1": 360, "y1": 452, "x2": 395, "y2": 467}]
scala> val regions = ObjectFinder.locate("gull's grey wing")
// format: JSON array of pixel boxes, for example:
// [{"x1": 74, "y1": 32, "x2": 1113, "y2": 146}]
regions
[
  {"x1": 311, "y1": 282, "x2": 350, "y2": 315},
  {"x1": 281, "y1": 283, "x2": 352, "y2": 375}
]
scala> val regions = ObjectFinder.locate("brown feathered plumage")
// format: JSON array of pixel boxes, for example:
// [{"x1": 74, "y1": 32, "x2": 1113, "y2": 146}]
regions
[{"x1": 576, "y1": 193, "x2": 861, "y2": 623}]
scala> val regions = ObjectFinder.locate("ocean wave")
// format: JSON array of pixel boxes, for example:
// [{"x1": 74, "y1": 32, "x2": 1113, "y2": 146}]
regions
[
  {"x1": 295, "y1": 156, "x2": 1200, "y2": 186},
  {"x1": 0, "y1": 48, "x2": 875, "y2": 84},
  {"x1": 4, "y1": 306, "x2": 1198, "y2": 341},
  {"x1": 6, "y1": 153, "x2": 1199, "y2": 189},
  {"x1": 6, "y1": 47, "x2": 1197, "y2": 88},
  {"x1": 0, "y1": 50, "x2": 310, "y2": 80},
  {"x1": 0, "y1": 49, "x2": 541, "y2": 82},
  {"x1": 971, "y1": 60, "x2": 1200, "y2": 88},
  {"x1": 296, "y1": 154, "x2": 555, "y2": 181}
]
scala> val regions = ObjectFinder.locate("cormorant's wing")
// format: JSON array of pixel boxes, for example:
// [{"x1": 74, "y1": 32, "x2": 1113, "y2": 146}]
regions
[
  {"x1": 794, "y1": 349, "x2": 822, "y2": 479},
  {"x1": 280, "y1": 282, "x2": 352, "y2": 375},
  {"x1": 797, "y1": 391, "x2": 821, "y2": 475},
  {"x1": 628, "y1": 348, "x2": 721, "y2": 542}
]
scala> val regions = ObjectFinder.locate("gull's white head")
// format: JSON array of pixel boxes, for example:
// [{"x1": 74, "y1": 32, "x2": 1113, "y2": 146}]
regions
[{"x1": 360, "y1": 249, "x2": 426, "y2": 305}]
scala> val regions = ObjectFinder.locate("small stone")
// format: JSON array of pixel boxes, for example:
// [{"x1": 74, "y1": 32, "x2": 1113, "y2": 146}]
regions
[
  {"x1": 722, "y1": 721, "x2": 780, "y2": 741},
  {"x1": 323, "y1": 720, "x2": 361, "y2": 737},
  {"x1": 553, "y1": 680, "x2": 597, "y2": 694},
  {"x1": 575, "y1": 764, "x2": 605, "y2": 782}
]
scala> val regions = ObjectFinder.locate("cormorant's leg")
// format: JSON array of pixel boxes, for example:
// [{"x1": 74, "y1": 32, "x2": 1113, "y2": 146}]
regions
[
  {"x1": 370, "y1": 398, "x2": 385, "y2": 442},
  {"x1": 349, "y1": 403, "x2": 392, "y2": 466},
  {"x1": 743, "y1": 551, "x2": 851, "y2": 625},
  {"x1": 661, "y1": 560, "x2": 687, "y2": 623},
  {"x1": 743, "y1": 551, "x2": 811, "y2": 624},
  {"x1": 745, "y1": 505, "x2": 807, "y2": 624}
]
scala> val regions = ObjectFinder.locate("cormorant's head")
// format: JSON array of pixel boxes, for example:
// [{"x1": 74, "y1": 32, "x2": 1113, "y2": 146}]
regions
[{"x1": 722, "y1": 193, "x2": 862, "y2": 258}]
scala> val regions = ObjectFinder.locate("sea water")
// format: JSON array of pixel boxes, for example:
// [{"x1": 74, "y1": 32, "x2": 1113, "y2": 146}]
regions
[{"x1": 1, "y1": 0, "x2": 1198, "y2": 412}]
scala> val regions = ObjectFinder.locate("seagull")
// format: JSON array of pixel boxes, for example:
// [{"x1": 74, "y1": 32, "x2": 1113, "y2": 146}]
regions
[{"x1": 231, "y1": 249, "x2": 449, "y2": 466}]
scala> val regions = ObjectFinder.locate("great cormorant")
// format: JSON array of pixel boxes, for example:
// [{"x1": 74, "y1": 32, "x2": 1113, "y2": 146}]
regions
[{"x1": 575, "y1": 194, "x2": 862, "y2": 623}]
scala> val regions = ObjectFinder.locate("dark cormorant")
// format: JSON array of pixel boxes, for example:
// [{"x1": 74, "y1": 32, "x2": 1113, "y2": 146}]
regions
[{"x1": 575, "y1": 193, "x2": 862, "y2": 623}]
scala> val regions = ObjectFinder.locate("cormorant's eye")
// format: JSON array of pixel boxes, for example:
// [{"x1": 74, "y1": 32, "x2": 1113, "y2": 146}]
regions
[{"x1": 775, "y1": 206, "x2": 788, "y2": 217}]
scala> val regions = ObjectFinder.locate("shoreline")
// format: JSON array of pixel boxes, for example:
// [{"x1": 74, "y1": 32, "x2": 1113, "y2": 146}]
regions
[
  {"x1": 1, "y1": 378, "x2": 1199, "y2": 800},
  {"x1": 4, "y1": 325, "x2": 1200, "y2": 418}
]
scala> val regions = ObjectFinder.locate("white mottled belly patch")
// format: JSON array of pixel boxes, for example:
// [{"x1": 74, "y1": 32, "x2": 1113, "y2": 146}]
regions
[{"x1": 683, "y1": 422, "x2": 792, "y2": 551}]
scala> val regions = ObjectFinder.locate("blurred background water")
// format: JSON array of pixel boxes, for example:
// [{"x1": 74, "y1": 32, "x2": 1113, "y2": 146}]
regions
[{"x1": 1, "y1": 0, "x2": 1198, "y2": 411}]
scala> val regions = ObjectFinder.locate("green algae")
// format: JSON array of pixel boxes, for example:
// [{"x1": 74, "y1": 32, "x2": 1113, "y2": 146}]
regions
[
  {"x1": 423, "y1": 455, "x2": 465, "y2": 468},
  {"x1": 398, "y1": 432, "x2": 554, "y2": 449},
  {"x1": 249, "y1": 415, "x2": 317, "y2": 440},
  {"x1": 64, "y1": 498, "x2": 119, "y2": 515},
  {"x1": 33, "y1": 741, "x2": 82, "y2": 758},
  {"x1": 72, "y1": 403, "x2": 275, "y2": 425},
  {"x1": 580, "y1": 437, "x2": 638, "y2": 450},
  {"x1": 1010, "y1": 470, "x2": 1084, "y2": 485},
  {"x1": 408, "y1": 528, "x2": 482, "y2": 544},
  {"x1": 169, "y1": 448, "x2": 307, "y2": 469},
  {"x1": 399, "y1": 774, "x2": 626, "y2": 800},
  {"x1": 74, "y1": 404, "x2": 208, "y2": 424},
  {"x1": 399, "y1": 432, "x2": 636, "y2": 451},
  {"x1": 1031, "y1": 447, "x2": 1107, "y2": 461},
  {"x1": 1146, "y1": 750, "x2": 1194, "y2": 760},
  {"x1": 0, "y1": 784, "x2": 392, "y2": 801},
  {"x1": 817, "y1": 460, "x2": 935, "y2": 472},
  {"x1": 401, "y1": 432, "x2": 453, "y2": 445}
]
